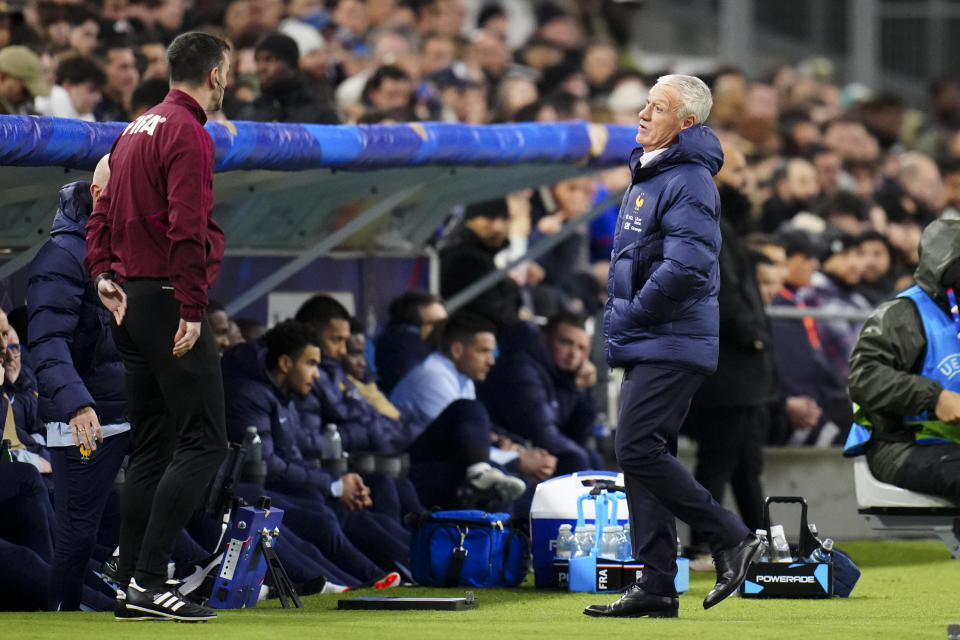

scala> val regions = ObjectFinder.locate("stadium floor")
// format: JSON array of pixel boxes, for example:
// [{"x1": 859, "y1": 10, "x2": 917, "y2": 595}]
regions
[{"x1": 2, "y1": 541, "x2": 956, "y2": 640}]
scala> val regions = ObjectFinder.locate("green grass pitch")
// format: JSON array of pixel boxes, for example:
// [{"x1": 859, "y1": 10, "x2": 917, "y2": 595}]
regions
[{"x1": 3, "y1": 541, "x2": 958, "y2": 639}]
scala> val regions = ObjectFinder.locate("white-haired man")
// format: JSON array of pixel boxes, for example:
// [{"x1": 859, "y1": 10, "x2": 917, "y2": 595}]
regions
[
  {"x1": 585, "y1": 75, "x2": 761, "y2": 619},
  {"x1": 28, "y1": 154, "x2": 133, "y2": 612}
]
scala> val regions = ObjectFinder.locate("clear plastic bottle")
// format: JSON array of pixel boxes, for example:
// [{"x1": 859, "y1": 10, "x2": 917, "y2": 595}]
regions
[
  {"x1": 805, "y1": 538, "x2": 834, "y2": 564},
  {"x1": 808, "y1": 522, "x2": 824, "y2": 547},
  {"x1": 322, "y1": 423, "x2": 343, "y2": 459},
  {"x1": 572, "y1": 524, "x2": 596, "y2": 558},
  {"x1": 242, "y1": 426, "x2": 267, "y2": 486},
  {"x1": 620, "y1": 524, "x2": 632, "y2": 560},
  {"x1": 769, "y1": 524, "x2": 792, "y2": 563},
  {"x1": 555, "y1": 524, "x2": 574, "y2": 559},
  {"x1": 599, "y1": 526, "x2": 620, "y2": 558},
  {"x1": 755, "y1": 528, "x2": 770, "y2": 562}
]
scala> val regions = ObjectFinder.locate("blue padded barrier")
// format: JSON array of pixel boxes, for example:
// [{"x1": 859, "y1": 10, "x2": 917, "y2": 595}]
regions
[{"x1": 0, "y1": 115, "x2": 638, "y2": 172}]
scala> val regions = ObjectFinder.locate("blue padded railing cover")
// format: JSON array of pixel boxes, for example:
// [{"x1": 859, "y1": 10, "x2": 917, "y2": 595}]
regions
[{"x1": 0, "y1": 115, "x2": 637, "y2": 172}]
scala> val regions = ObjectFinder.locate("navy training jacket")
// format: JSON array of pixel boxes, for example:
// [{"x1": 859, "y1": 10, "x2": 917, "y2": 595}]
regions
[
  {"x1": 221, "y1": 340, "x2": 333, "y2": 498},
  {"x1": 28, "y1": 181, "x2": 127, "y2": 426},
  {"x1": 295, "y1": 356, "x2": 416, "y2": 457},
  {"x1": 479, "y1": 321, "x2": 597, "y2": 467},
  {"x1": 603, "y1": 125, "x2": 724, "y2": 373}
]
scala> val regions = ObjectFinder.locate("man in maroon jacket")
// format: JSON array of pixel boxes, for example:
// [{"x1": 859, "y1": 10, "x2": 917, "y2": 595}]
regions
[{"x1": 84, "y1": 32, "x2": 230, "y2": 622}]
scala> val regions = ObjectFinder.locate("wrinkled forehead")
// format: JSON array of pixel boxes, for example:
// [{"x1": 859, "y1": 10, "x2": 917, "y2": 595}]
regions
[{"x1": 649, "y1": 83, "x2": 681, "y2": 109}]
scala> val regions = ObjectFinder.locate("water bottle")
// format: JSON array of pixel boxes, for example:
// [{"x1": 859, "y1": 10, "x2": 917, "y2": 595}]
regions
[
  {"x1": 322, "y1": 423, "x2": 343, "y2": 460},
  {"x1": 583, "y1": 524, "x2": 596, "y2": 552},
  {"x1": 676, "y1": 536, "x2": 683, "y2": 558},
  {"x1": 769, "y1": 524, "x2": 792, "y2": 563},
  {"x1": 555, "y1": 524, "x2": 574, "y2": 559},
  {"x1": 808, "y1": 522, "x2": 824, "y2": 547},
  {"x1": 599, "y1": 526, "x2": 620, "y2": 558},
  {"x1": 620, "y1": 524, "x2": 632, "y2": 560},
  {"x1": 242, "y1": 426, "x2": 267, "y2": 486},
  {"x1": 755, "y1": 528, "x2": 770, "y2": 562},
  {"x1": 805, "y1": 538, "x2": 834, "y2": 564},
  {"x1": 572, "y1": 524, "x2": 596, "y2": 558}
]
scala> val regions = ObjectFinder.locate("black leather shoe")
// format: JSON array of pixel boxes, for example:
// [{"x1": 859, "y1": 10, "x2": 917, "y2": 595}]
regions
[
  {"x1": 584, "y1": 584, "x2": 679, "y2": 618},
  {"x1": 703, "y1": 533, "x2": 762, "y2": 610}
]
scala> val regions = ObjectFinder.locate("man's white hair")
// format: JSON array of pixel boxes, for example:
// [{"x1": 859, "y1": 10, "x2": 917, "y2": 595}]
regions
[{"x1": 656, "y1": 74, "x2": 713, "y2": 125}]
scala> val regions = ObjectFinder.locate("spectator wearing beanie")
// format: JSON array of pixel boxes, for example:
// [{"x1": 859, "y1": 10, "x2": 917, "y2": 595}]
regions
[
  {"x1": 439, "y1": 198, "x2": 523, "y2": 332},
  {"x1": 237, "y1": 31, "x2": 339, "y2": 124}
]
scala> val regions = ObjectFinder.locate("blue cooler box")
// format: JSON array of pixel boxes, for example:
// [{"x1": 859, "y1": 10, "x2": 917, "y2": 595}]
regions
[{"x1": 530, "y1": 471, "x2": 689, "y2": 593}]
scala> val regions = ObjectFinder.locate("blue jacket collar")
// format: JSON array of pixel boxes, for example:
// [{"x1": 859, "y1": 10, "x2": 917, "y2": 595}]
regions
[{"x1": 628, "y1": 124, "x2": 724, "y2": 178}]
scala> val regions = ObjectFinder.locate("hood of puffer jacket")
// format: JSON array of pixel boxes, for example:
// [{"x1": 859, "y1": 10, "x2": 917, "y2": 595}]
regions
[
  {"x1": 50, "y1": 181, "x2": 93, "y2": 238},
  {"x1": 914, "y1": 219, "x2": 960, "y2": 312}
]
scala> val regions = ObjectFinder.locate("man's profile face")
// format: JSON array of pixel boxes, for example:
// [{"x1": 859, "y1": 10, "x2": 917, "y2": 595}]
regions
[
  {"x1": 548, "y1": 323, "x2": 589, "y2": 373},
  {"x1": 2, "y1": 326, "x2": 20, "y2": 384},
  {"x1": 286, "y1": 344, "x2": 321, "y2": 397},
  {"x1": 209, "y1": 309, "x2": 231, "y2": 354},
  {"x1": 319, "y1": 317, "x2": 350, "y2": 360},
  {"x1": 450, "y1": 332, "x2": 496, "y2": 382},
  {"x1": 635, "y1": 83, "x2": 687, "y2": 150},
  {"x1": 343, "y1": 333, "x2": 367, "y2": 380},
  {"x1": 0, "y1": 310, "x2": 9, "y2": 385}
]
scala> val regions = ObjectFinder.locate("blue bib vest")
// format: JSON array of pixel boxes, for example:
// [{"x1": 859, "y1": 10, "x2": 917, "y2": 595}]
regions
[{"x1": 844, "y1": 285, "x2": 960, "y2": 456}]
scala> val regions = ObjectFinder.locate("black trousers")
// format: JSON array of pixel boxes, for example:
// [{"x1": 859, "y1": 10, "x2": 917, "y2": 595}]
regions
[
  {"x1": 111, "y1": 280, "x2": 226, "y2": 588},
  {"x1": 894, "y1": 442, "x2": 960, "y2": 502},
  {"x1": 615, "y1": 365, "x2": 749, "y2": 597},
  {"x1": 407, "y1": 399, "x2": 493, "y2": 509},
  {"x1": 689, "y1": 405, "x2": 766, "y2": 550},
  {"x1": 49, "y1": 432, "x2": 129, "y2": 610}
]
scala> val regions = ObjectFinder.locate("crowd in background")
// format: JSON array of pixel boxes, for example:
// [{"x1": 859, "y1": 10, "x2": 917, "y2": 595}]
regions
[
  {"x1": 3, "y1": 0, "x2": 960, "y2": 611},
  {"x1": 0, "y1": 0, "x2": 952, "y2": 443}
]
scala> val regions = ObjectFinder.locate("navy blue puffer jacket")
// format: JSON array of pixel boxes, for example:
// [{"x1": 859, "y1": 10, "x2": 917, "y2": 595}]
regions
[
  {"x1": 28, "y1": 181, "x2": 127, "y2": 425},
  {"x1": 603, "y1": 125, "x2": 724, "y2": 373},
  {"x1": 222, "y1": 340, "x2": 333, "y2": 498}
]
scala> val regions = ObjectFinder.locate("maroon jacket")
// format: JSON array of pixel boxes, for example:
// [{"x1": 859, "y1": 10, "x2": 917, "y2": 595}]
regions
[{"x1": 84, "y1": 90, "x2": 225, "y2": 321}]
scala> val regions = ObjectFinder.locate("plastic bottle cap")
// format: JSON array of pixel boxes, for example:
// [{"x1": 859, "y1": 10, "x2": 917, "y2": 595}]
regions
[
  {"x1": 822, "y1": 538, "x2": 834, "y2": 551},
  {"x1": 559, "y1": 524, "x2": 572, "y2": 531},
  {"x1": 603, "y1": 526, "x2": 619, "y2": 533},
  {"x1": 770, "y1": 524, "x2": 785, "y2": 537},
  {"x1": 584, "y1": 524, "x2": 595, "y2": 531}
]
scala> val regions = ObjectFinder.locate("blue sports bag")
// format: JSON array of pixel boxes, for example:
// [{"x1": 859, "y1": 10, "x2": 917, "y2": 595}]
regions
[{"x1": 410, "y1": 510, "x2": 530, "y2": 587}]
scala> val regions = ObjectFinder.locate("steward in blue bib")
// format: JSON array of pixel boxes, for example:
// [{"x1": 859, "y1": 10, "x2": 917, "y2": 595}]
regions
[{"x1": 846, "y1": 219, "x2": 960, "y2": 497}]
